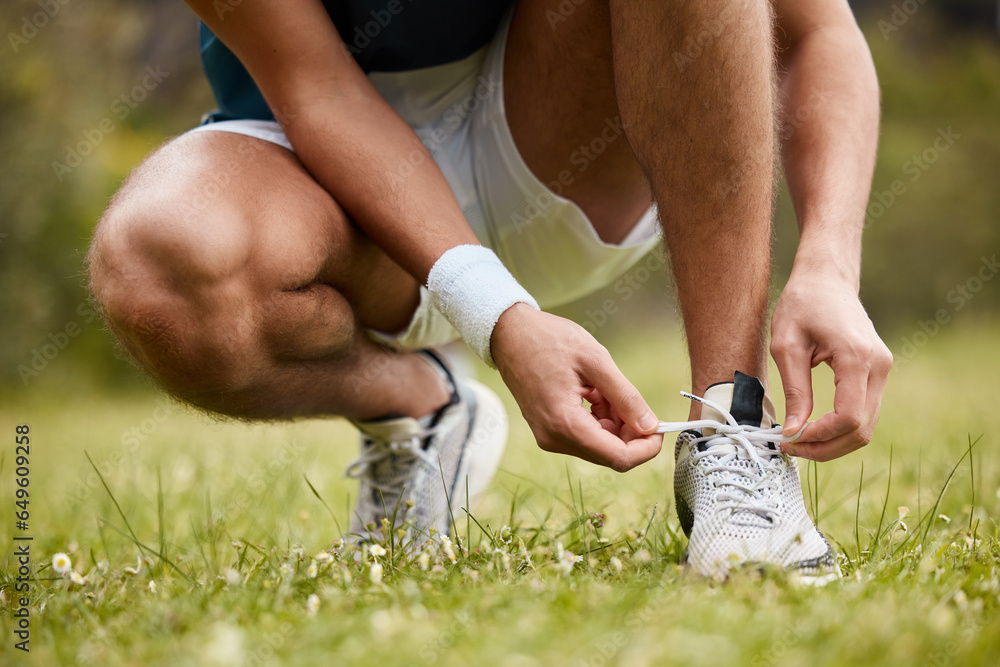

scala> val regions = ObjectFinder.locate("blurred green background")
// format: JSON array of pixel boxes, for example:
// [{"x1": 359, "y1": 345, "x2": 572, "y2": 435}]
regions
[{"x1": 1, "y1": 0, "x2": 998, "y2": 393}]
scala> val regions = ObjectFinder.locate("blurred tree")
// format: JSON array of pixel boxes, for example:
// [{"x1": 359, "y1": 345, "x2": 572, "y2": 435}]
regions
[{"x1": 1, "y1": 1, "x2": 998, "y2": 389}]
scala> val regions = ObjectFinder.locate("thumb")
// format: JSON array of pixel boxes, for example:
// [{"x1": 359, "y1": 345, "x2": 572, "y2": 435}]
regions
[
  {"x1": 584, "y1": 352, "x2": 659, "y2": 434},
  {"x1": 772, "y1": 342, "x2": 815, "y2": 437}
]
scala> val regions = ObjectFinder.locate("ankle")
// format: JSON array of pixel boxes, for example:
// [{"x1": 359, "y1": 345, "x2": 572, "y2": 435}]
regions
[{"x1": 401, "y1": 353, "x2": 453, "y2": 419}]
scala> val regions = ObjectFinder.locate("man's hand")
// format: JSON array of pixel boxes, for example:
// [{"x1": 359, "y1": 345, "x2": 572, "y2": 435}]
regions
[
  {"x1": 491, "y1": 304, "x2": 663, "y2": 472},
  {"x1": 770, "y1": 270, "x2": 893, "y2": 461}
]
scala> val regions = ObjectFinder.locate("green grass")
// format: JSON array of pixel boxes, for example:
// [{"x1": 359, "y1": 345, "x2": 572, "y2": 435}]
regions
[{"x1": 2, "y1": 322, "x2": 999, "y2": 666}]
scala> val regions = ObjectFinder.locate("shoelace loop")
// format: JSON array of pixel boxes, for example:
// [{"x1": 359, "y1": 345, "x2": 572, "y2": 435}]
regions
[
  {"x1": 658, "y1": 391, "x2": 808, "y2": 520},
  {"x1": 344, "y1": 431, "x2": 440, "y2": 492}
]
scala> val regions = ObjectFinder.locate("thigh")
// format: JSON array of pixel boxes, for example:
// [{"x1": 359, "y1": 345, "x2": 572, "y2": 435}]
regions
[{"x1": 503, "y1": 0, "x2": 651, "y2": 244}]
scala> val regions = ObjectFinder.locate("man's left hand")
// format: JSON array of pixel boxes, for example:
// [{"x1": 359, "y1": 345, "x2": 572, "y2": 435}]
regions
[{"x1": 770, "y1": 269, "x2": 893, "y2": 461}]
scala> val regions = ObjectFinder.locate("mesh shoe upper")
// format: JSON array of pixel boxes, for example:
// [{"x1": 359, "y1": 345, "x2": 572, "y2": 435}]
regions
[
  {"x1": 666, "y1": 372, "x2": 838, "y2": 579},
  {"x1": 346, "y1": 351, "x2": 507, "y2": 545}
]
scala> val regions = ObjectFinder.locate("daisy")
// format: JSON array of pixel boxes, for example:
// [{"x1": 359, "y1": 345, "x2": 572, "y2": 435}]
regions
[
  {"x1": 369, "y1": 544, "x2": 386, "y2": 558},
  {"x1": 440, "y1": 536, "x2": 457, "y2": 564},
  {"x1": 370, "y1": 561, "x2": 384, "y2": 584},
  {"x1": 52, "y1": 553, "x2": 72, "y2": 575},
  {"x1": 306, "y1": 594, "x2": 320, "y2": 616},
  {"x1": 69, "y1": 571, "x2": 85, "y2": 585}
]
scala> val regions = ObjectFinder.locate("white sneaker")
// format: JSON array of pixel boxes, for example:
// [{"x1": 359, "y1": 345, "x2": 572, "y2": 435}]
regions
[
  {"x1": 345, "y1": 350, "x2": 508, "y2": 544},
  {"x1": 662, "y1": 372, "x2": 839, "y2": 581}
]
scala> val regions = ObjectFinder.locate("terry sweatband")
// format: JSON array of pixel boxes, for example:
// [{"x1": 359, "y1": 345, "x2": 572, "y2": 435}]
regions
[{"x1": 427, "y1": 245, "x2": 540, "y2": 368}]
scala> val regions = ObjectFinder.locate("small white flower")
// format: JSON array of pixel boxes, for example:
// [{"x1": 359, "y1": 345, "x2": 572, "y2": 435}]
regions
[
  {"x1": 314, "y1": 551, "x2": 334, "y2": 564},
  {"x1": 279, "y1": 563, "x2": 294, "y2": 578},
  {"x1": 52, "y1": 553, "x2": 72, "y2": 575},
  {"x1": 148, "y1": 580, "x2": 157, "y2": 593},
  {"x1": 69, "y1": 571, "x2": 85, "y2": 586},
  {"x1": 370, "y1": 561, "x2": 384, "y2": 584},
  {"x1": 124, "y1": 556, "x2": 142, "y2": 575},
  {"x1": 306, "y1": 594, "x2": 320, "y2": 616},
  {"x1": 555, "y1": 547, "x2": 582, "y2": 576},
  {"x1": 610, "y1": 556, "x2": 623, "y2": 574},
  {"x1": 369, "y1": 544, "x2": 387, "y2": 558},
  {"x1": 418, "y1": 551, "x2": 431, "y2": 571},
  {"x1": 96, "y1": 560, "x2": 109, "y2": 575},
  {"x1": 307, "y1": 561, "x2": 318, "y2": 579},
  {"x1": 224, "y1": 568, "x2": 241, "y2": 586},
  {"x1": 499, "y1": 525, "x2": 512, "y2": 545},
  {"x1": 440, "y1": 536, "x2": 457, "y2": 564}
]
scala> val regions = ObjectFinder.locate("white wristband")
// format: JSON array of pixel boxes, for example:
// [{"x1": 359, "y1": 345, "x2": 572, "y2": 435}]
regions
[{"x1": 427, "y1": 245, "x2": 540, "y2": 368}]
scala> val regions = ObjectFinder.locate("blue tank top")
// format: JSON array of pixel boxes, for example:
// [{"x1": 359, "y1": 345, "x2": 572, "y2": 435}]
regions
[{"x1": 201, "y1": 0, "x2": 513, "y2": 122}]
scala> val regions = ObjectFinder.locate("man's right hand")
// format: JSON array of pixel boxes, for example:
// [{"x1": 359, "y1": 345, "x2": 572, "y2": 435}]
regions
[{"x1": 491, "y1": 304, "x2": 663, "y2": 472}]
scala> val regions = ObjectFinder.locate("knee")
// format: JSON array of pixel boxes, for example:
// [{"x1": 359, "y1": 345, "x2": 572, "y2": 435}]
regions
[{"x1": 88, "y1": 199, "x2": 258, "y2": 397}]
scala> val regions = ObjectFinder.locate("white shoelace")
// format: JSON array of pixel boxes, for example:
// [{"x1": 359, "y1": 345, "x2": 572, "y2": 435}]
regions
[
  {"x1": 344, "y1": 433, "x2": 440, "y2": 501},
  {"x1": 658, "y1": 391, "x2": 808, "y2": 520}
]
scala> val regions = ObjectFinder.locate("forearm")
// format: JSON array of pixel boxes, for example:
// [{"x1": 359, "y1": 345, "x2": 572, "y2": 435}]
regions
[
  {"x1": 183, "y1": 0, "x2": 478, "y2": 284},
  {"x1": 284, "y1": 90, "x2": 479, "y2": 283},
  {"x1": 779, "y1": 24, "x2": 880, "y2": 291}
]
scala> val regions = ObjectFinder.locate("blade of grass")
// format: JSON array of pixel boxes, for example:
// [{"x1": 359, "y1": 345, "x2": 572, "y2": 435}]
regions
[
  {"x1": 157, "y1": 467, "x2": 166, "y2": 577},
  {"x1": 303, "y1": 473, "x2": 343, "y2": 536},
  {"x1": 968, "y1": 435, "x2": 976, "y2": 533},
  {"x1": 85, "y1": 451, "x2": 192, "y2": 583},
  {"x1": 854, "y1": 463, "x2": 864, "y2": 562},
  {"x1": 871, "y1": 444, "x2": 893, "y2": 555}
]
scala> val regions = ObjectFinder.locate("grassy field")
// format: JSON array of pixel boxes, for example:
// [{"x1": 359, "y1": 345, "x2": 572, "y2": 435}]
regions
[{"x1": 1, "y1": 322, "x2": 999, "y2": 666}]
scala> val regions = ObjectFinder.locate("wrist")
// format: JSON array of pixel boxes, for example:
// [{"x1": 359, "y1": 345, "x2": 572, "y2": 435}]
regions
[
  {"x1": 790, "y1": 236, "x2": 861, "y2": 293},
  {"x1": 427, "y1": 245, "x2": 540, "y2": 368}
]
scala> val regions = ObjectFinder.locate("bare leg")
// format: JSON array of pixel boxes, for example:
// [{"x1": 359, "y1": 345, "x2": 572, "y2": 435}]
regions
[
  {"x1": 88, "y1": 131, "x2": 450, "y2": 422},
  {"x1": 504, "y1": 0, "x2": 652, "y2": 244},
  {"x1": 505, "y1": 0, "x2": 775, "y2": 417},
  {"x1": 609, "y1": 0, "x2": 775, "y2": 408}
]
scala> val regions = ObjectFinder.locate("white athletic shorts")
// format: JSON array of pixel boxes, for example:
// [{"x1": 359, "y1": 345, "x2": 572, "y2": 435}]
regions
[{"x1": 188, "y1": 10, "x2": 661, "y2": 351}]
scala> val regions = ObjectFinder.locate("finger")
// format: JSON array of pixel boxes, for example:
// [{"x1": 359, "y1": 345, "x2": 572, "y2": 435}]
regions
[
  {"x1": 789, "y1": 350, "x2": 890, "y2": 461},
  {"x1": 771, "y1": 334, "x2": 815, "y2": 436},
  {"x1": 584, "y1": 388, "x2": 616, "y2": 423},
  {"x1": 798, "y1": 355, "x2": 869, "y2": 443},
  {"x1": 552, "y1": 405, "x2": 663, "y2": 472},
  {"x1": 582, "y1": 352, "x2": 658, "y2": 434}
]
